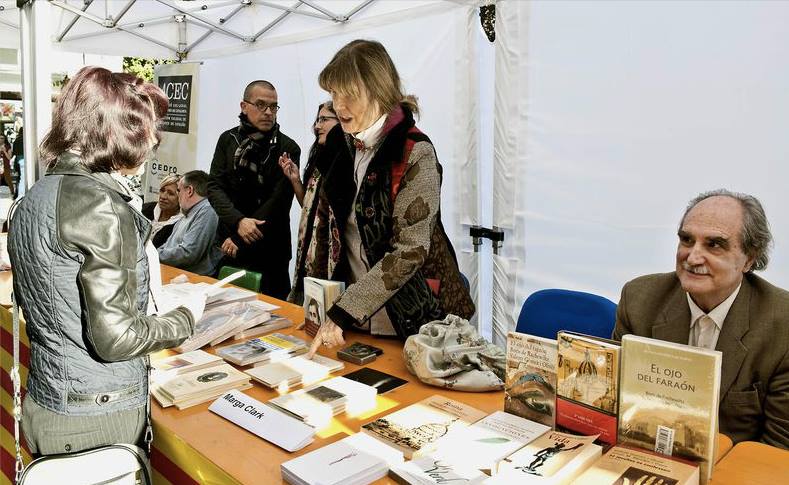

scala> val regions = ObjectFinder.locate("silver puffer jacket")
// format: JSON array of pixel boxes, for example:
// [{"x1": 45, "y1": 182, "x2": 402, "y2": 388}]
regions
[{"x1": 8, "y1": 153, "x2": 194, "y2": 415}]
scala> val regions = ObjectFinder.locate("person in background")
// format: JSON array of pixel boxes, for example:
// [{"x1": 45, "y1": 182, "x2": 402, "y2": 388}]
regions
[
  {"x1": 158, "y1": 170, "x2": 223, "y2": 276},
  {"x1": 279, "y1": 101, "x2": 339, "y2": 303},
  {"x1": 11, "y1": 126, "x2": 24, "y2": 198},
  {"x1": 307, "y1": 39, "x2": 475, "y2": 356},
  {"x1": 0, "y1": 133, "x2": 14, "y2": 198},
  {"x1": 142, "y1": 174, "x2": 183, "y2": 248},
  {"x1": 613, "y1": 189, "x2": 789, "y2": 448},
  {"x1": 208, "y1": 80, "x2": 301, "y2": 299},
  {"x1": 8, "y1": 66, "x2": 204, "y2": 456}
]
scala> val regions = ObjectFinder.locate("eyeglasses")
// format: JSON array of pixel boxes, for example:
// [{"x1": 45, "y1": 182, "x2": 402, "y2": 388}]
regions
[
  {"x1": 244, "y1": 100, "x2": 280, "y2": 113},
  {"x1": 316, "y1": 116, "x2": 338, "y2": 124}
]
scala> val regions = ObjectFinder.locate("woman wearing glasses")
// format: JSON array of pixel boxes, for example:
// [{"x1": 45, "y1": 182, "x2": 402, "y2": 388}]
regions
[
  {"x1": 282, "y1": 102, "x2": 339, "y2": 304},
  {"x1": 306, "y1": 39, "x2": 475, "y2": 354}
]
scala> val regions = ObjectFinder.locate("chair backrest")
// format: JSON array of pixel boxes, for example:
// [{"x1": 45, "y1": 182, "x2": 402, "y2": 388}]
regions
[
  {"x1": 515, "y1": 288, "x2": 617, "y2": 340},
  {"x1": 218, "y1": 265, "x2": 262, "y2": 293}
]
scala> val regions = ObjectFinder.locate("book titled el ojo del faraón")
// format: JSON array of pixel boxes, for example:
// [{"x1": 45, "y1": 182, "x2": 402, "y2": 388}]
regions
[
  {"x1": 555, "y1": 331, "x2": 621, "y2": 446},
  {"x1": 505, "y1": 331, "x2": 558, "y2": 427},
  {"x1": 360, "y1": 395, "x2": 487, "y2": 459},
  {"x1": 618, "y1": 335, "x2": 721, "y2": 484},
  {"x1": 572, "y1": 445, "x2": 699, "y2": 485}
]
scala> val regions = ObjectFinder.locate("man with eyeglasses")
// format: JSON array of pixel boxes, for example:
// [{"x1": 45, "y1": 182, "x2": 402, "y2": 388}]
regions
[{"x1": 207, "y1": 80, "x2": 301, "y2": 299}]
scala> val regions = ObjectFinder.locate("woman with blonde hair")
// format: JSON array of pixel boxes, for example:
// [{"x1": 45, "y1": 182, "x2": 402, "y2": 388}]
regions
[
  {"x1": 142, "y1": 174, "x2": 183, "y2": 247},
  {"x1": 307, "y1": 39, "x2": 474, "y2": 354}
]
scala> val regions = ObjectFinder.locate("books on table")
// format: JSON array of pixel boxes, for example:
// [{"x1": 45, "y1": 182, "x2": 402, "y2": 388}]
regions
[
  {"x1": 245, "y1": 354, "x2": 345, "y2": 390},
  {"x1": 432, "y1": 410, "x2": 550, "y2": 473},
  {"x1": 572, "y1": 445, "x2": 699, "y2": 485},
  {"x1": 505, "y1": 331, "x2": 558, "y2": 427},
  {"x1": 360, "y1": 395, "x2": 487, "y2": 459},
  {"x1": 555, "y1": 331, "x2": 621, "y2": 446},
  {"x1": 268, "y1": 376, "x2": 377, "y2": 427},
  {"x1": 618, "y1": 335, "x2": 721, "y2": 484},
  {"x1": 303, "y1": 276, "x2": 345, "y2": 338},
  {"x1": 208, "y1": 300, "x2": 277, "y2": 346},
  {"x1": 216, "y1": 333, "x2": 307, "y2": 366},
  {"x1": 388, "y1": 456, "x2": 488, "y2": 485},
  {"x1": 232, "y1": 315, "x2": 292, "y2": 340},
  {"x1": 151, "y1": 349, "x2": 223, "y2": 376},
  {"x1": 281, "y1": 432, "x2": 404, "y2": 485},
  {"x1": 154, "y1": 363, "x2": 251, "y2": 410},
  {"x1": 161, "y1": 281, "x2": 261, "y2": 310},
  {"x1": 175, "y1": 301, "x2": 278, "y2": 353},
  {"x1": 491, "y1": 431, "x2": 602, "y2": 484}
]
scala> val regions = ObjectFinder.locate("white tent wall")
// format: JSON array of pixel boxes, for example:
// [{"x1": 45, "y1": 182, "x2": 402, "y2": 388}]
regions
[
  {"x1": 192, "y1": 4, "x2": 486, "y2": 313},
  {"x1": 493, "y1": 0, "x2": 789, "y2": 344}
]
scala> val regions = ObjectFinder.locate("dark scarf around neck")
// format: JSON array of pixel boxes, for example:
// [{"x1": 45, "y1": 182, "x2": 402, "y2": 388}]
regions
[{"x1": 234, "y1": 113, "x2": 279, "y2": 185}]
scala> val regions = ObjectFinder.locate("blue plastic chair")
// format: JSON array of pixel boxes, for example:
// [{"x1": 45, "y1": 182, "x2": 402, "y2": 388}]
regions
[{"x1": 515, "y1": 289, "x2": 617, "y2": 340}]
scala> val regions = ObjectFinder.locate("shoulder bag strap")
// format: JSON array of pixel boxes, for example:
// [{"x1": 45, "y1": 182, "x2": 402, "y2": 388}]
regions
[{"x1": 11, "y1": 291, "x2": 25, "y2": 483}]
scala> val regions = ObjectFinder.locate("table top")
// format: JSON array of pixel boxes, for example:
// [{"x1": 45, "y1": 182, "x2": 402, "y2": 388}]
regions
[
  {"x1": 710, "y1": 440, "x2": 789, "y2": 484},
  {"x1": 154, "y1": 266, "x2": 505, "y2": 484}
]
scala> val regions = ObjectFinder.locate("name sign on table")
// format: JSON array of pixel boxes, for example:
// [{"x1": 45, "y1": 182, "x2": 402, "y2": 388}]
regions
[{"x1": 209, "y1": 390, "x2": 314, "y2": 452}]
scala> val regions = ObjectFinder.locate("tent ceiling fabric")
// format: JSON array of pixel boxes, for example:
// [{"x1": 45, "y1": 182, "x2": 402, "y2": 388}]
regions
[{"x1": 46, "y1": 0, "x2": 471, "y2": 59}]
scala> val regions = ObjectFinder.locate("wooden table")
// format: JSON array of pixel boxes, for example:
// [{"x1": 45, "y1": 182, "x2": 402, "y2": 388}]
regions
[
  {"x1": 152, "y1": 266, "x2": 505, "y2": 485},
  {"x1": 709, "y1": 440, "x2": 789, "y2": 484}
]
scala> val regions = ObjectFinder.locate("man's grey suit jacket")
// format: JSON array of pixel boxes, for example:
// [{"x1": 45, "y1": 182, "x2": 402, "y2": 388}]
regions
[{"x1": 613, "y1": 271, "x2": 789, "y2": 449}]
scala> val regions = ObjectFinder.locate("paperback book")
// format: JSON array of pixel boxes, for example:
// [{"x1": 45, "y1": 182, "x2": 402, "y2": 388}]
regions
[
  {"x1": 492, "y1": 431, "x2": 602, "y2": 484},
  {"x1": 208, "y1": 300, "x2": 277, "y2": 346},
  {"x1": 156, "y1": 363, "x2": 251, "y2": 409},
  {"x1": 268, "y1": 376, "x2": 377, "y2": 427},
  {"x1": 341, "y1": 367, "x2": 408, "y2": 394},
  {"x1": 245, "y1": 354, "x2": 345, "y2": 390},
  {"x1": 389, "y1": 455, "x2": 488, "y2": 485},
  {"x1": 360, "y1": 395, "x2": 487, "y2": 459},
  {"x1": 232, "y1": 316, "x2": 292, "y2": 340},
  {"x1": 216, "y1": 333, "x2": 307, "y2": 366},
  {"x1": 573, "y1": 445, "x2": 699, "y2": 485},
  {"x1": 555, "y1": 331, "x2": 621, "y2": 446},
  {"x1": 281, "y1": 432, "x2": 404, "y2": 485},
  {"x1": 433, "y1": 410, "x2": 550, "y2": 473},
  {"x1": 175, "y1": 301, "x2": 273, "y2": 353},
  {"x1": 505, "y1": 331, "x2": 558, "y2": 427},
  {"x1": 618, "y1": 335, "x2": 721, "y2": 484},
  {"x1": 303, "y1": 276, "x2": 345, "y2": 337},
  {"x1": 151, "y1": 349, "x2": 223, "y2": 376}
]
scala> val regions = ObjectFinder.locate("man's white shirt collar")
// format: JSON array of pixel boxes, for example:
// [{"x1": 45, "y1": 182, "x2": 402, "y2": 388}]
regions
[{"x1": 687, "y1": 282, "x2": 742, "y2": 332}]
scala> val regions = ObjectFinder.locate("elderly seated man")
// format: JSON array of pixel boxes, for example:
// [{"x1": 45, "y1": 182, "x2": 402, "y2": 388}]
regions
[
  {"x1": 613, "y1": 189, "x2": 789, "y2": 449},
  {"x1": 158, "y1": 170, "x2": 222, "y2": 276}
]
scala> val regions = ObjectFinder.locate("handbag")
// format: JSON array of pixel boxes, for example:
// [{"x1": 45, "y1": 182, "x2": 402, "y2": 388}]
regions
[
  {"x1": 402, "y1": 314, "x2": 507, "y2": 392},
  {"x1": 9, "y1": 292, "x2": 153, "y2": 485}
]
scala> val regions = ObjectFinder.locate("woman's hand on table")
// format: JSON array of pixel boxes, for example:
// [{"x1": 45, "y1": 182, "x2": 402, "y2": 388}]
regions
[{"x1": 307, "y1": 318, "x2": 345, "y2": 358}]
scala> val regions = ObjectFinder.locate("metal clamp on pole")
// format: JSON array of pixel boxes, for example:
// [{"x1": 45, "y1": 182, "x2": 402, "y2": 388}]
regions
[{"x1": 469, "y1": 225, "x2": 506, "y2": 253}]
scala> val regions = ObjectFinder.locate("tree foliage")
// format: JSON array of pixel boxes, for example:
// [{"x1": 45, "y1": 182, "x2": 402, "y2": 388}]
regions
[{"x1": 122, "y1": 57, "x2": 177, "y2": 82}]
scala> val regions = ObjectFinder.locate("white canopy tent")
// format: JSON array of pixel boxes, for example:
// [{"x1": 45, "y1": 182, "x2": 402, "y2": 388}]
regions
[{"x1": 10, "y1": 0, "x2": 789, "y2": 345}]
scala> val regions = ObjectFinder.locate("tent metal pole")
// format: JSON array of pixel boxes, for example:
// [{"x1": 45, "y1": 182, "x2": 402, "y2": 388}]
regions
[
  {"x1": 49, "y1": 0, "x2": 106, "y2": 25},
  {"x1": 299, "y1": 0, "x2": 341, "y2": 21},
  {"x1": 54, "y1": 0, "x2": 94, "y2": 42},
  {"x1": 345, "y1": 0, "x2": 376, "y2": 20},
  {"x1": 19, "y1": 0, "x2": 40, "y2": 187},
  {"x1": 186, "y1": 4, "x2": 246, "y2": 54},
  {"x1": 111, "y1": 0, "x2": 137, "y2": 27},
  {"x1": 0, "y1": 18, "x2": 18, "y2": 29},
  {"x1": 251, "y1": 2, "x2": 297, "y2": 41},
  {"x1": 256, "y1": 1, "x2": 331, "y2": 21},
  {"x1": 155, "y1": 0, "x2": 250, "y2": 41}
]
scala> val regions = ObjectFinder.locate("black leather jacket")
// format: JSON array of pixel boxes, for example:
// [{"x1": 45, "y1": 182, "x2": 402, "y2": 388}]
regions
[{"x1": 8, "y1": 153, "x2": 194, "y2": 415}]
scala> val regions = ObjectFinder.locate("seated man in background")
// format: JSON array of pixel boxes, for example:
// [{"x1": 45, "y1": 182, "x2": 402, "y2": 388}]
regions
[
  {"x1": 158, "y1": 170, "x2": 223, "y2": 276},
  {"x1": 613, "y1": 189, "x2": 789, "y2": 449}
]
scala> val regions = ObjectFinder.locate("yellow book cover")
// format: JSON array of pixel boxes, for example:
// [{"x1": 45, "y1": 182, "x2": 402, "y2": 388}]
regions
[
  {"x1": 505, "y1": 332, "x2": 558, "y2": 427},
  {"x1": 618, "y1": 335, "x2": 721, "y2": 484}
]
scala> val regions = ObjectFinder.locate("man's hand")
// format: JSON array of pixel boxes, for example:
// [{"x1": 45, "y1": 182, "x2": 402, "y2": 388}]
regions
[
  {"x1": 278, "y1": 152, "x2": 299, "y2": 183},
  {"x1": 307, "y1": 319, "x2": 345, "y2": 359},
  {"x1": 237, "y1": 217, "x2": 265, "y2": 244},
  {"x1": 221, "y1": 237, "x2": 239, "y2": 258}
]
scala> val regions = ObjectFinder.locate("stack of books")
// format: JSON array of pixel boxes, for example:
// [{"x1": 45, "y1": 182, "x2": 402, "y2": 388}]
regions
[
  {"x1": 175, "y1": 301, "x2": 282, "y2": 353},
  {"x1": 216, "y1": 334, "x2": 307, "y2": 366},
  {"x1": 268, "y1": 376, "x2": 377, "y2": 428},
  {"x1": 245, "y1": 354, "x2": 345, "y2": 390},
  {"x1": 281, "y1": 432, "x2": 404, "y2": 485},
  {"x1": 151, "y1": 349, "x2": 223, "y2": 377},
  {"x1": 208, "y1": 300, "x2": 284, "y2": 346},
  {"x1": 153, "y1": 363, "x2": 251, "y2": 410},
  {"x1": 232, "y1": 315, "x2": 292, "y2": 341},
  {"x1": 162, "y1": 281, "x2": 259, "y2": 309}
]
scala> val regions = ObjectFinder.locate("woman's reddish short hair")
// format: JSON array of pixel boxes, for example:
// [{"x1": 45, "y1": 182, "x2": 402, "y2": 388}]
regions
[{"x1": 40, "y1": 66, "x2": 169, "y2": 173}]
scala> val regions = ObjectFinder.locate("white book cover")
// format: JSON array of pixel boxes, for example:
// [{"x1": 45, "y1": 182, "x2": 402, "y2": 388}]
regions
[
  {"x1": 209, "y1": 300, "x2": 274, "y2": 346},
  {"x1": 159, "y1": 363, "x2": 249, "y2": 401},
  {"x1": 151, "y1": 349, "x2": 223, "y2": 375},
  {"x1": 281, "y1": 433, "x2": 400, "y2": 485},
  {"x1": 216, "y1": 334, "x2": 307, "y2": 366},
  {"x1": 245, "y1": 354, "x2": 344, "y2": 390},
  {"x1": 269, "y1": 376, "x2": 377, "y2": 428},
  {"x1": 492, "y1": 431, "x2": 602, "y2": 484},
  {"x1": 389, "y1": 456, "x2": 488, "y2": 485},
  {"x1": 434, "y1": 411, "x2": 550, "y2": 472},
  {"x1": 209, "y1": 390, "x2": 314, "y2": 452}
]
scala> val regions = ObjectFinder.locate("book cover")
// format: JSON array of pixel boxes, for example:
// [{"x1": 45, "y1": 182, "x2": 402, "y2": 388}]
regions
[
  {"x1": 493, "y1": 431, "x2": 601, "y2": 484},
  {"x1": 216, "y1": 333, "x2": 306, "y2": 366},
  {"x1": 341, "y1": 367, "x2": 408, "y2": 394},
  {"x1": 505, "y1": 331, "x2": 558, "y2": 427},
  {"x1": 555, "y1": 331, "x2": 621, "y2": 445},
  {"x1": 573, "y1": 446, "x2": 700, "y2": 485},
  {"x1": 151, "y1": 349, "x2": 223, "y2": 375},
  {"x1": 208, "y1": 300, "x2": 274, "y2": 346},
  {"x1": 361, "y1": 395, "x2": 487, "y2": 459},
  {"x1": 245, "y1": 354, "x2": 344, "y2": 390},
  {"x1": 268, "y1": 376, "x2": 376, "y2": 427},
  {"x1": 303, "y1": 276, "x2": 345, "y2": 337},
  {"x1": 232, "y1": 316, "x2": 292, "y2": 340},
  {"x1": 337, "y1": 341, "x2": 383, "y2": 365},
  {"x1": 158, "y1": 363, "x2": 249, "y2": 402},
  {"x1": 618, "y1": 335, "x2": 721, "y2": 484},
  {"x1": 389, "y1": 455, "x2": 488, "y2": 485},
  {"x1": 433, "y1": 410, "x2": 551, "y2": 473}
]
